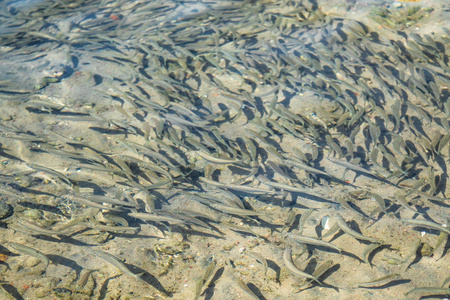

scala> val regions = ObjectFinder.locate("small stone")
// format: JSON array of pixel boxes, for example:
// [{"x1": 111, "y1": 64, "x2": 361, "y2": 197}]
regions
[
  {"x1": 421, "y1": 243, "x2": 434, "y2": 257},
  {"x1": 0, "y1": 201, "x2": 12, "y2": 219},
  {"x1": 219, "y1": 58, "x2": 227, "y2": 68},
  {"x1": 25, "y1": 257, "x2": 41, "y2": 268},
  {"x1": 95, "y1": 231, "x2": 113, "y2": 244},
  {"x1": 22, "y1": 209, "x2": 43, "y2": 220},
  {"x1": 35, "y1": 287, "x2": 51, "y2": 298},
  {"x1": 53, "y1": 287, "x2": 72, "y2": 298}
]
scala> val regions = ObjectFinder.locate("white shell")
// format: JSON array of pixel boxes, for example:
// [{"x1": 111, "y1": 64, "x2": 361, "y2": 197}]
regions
[{"x1": 321, "y1": 215, "x2": 330, "y2": 230}]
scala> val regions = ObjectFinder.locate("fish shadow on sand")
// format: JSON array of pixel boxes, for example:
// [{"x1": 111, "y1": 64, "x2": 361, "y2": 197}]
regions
[
  {"x1": 204, "y1": 266, "x2": 225, "y2": 300},
  {"x1": 356, "y1": 278, "x2": 410, "y2": 290},
  {"x1": 1, "y1": 283, "x2": 24, "y2": 300}
]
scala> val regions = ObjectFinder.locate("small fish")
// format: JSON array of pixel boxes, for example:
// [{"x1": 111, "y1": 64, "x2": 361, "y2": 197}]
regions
[
  {"x1": 220, "y1": 222, "x2": 260, "y2": 238},
  {"x1": 10, "y1": 220, "x2": 67, "y2": 236},
  {"x1": 211, "y1": 203, "x2": 265, "y2": 217},
  {"x1": 236, "y1": 278, "x2": 260, "y2": 300},
  {"x1": 370, "y1": 193, "x2": 387, "y2": 214},
  {"x1": 327, "y1": 157, "x2": 394, "y2": 186},
  {"x1": 280, "y1": 209, "x2": 296, "y2": 234},
  {"x1": 246, "y1": 251, "x2": 269, "y2": 276},
  {"x1": 85, "y1": 195, "x2": 138, "y2": 208},
  {"x1": 258, "y1": 175, "x2": 325, "y2": 198},
  {"x1": 432, "y1": 231, "x2": 449, "y2": 258},
  {"x1": 292, "y1": 260, "x2": 334, "y2": 292},
  {"x1": 334, "y1": 194, "x2": 367, "y2": 219},
  {"x1": 325, "y1": 135, "x2": 344, "y2": 158},
  {"x1": 26, "y1": 163, "x2": 76, "y2": 188},
  {"x1": 202, "y1": 260, "x2": 217, "y2": 284},
  {"x1": 288, "y1": 234, "x2": 342, "y2": 254},
  {"x1": 393, "y1": 192, "x2": 419, "y2": 214},
  {"x1": 68, "y1": 195, "x2": 124, "y2": 212},
  {"x1": 86, "y1": 218, "x2": 139, "y2": 233},
  {"x1": 194, "y1": 278, "x2": 204, "y2": 300},
  {"x1": 285, "y1": 159, "x2": 342, "y2": 182},
  {"x1": 402, "y1": 238, "x2": 422, "y2": 271},
  {"x1": 199, "y1": 177, "x2": 278, "y2": 195},
  {"x1": 91, "y1": 250, "x2": 144, "y2": 280},
  {"x1": 283, "y1": 248, "x2": 321, "y2": 284},
  {"x1": 320, "y1": 222, "x2": 340, "y2": 240},
  {"x1": 353, "y1": 273, "x2": 401, "y2": 288},
  {"x1": 194, "y1": 259, "x2": 216, "y2": 300},
  {"x1": 362, "y1": 243, "x2": 383, "y2": 266},
  {"x1": 298, "y1": 209, "x2": 314, "y2": 235},
  {"x1": 129, "y1": 212, "x2": 184, "y2": 224},
  {"x1": 196, "y1": 151, "x2": 242, "y2": 164},
  {"x1": 8, "y1": 242, "x2": 50, "y2": 269},
  {"x1": 405, "y1": 287, "x2": 450, "y2": 297},
  {"x1": 403, "y1": 218, "x2": 450, "y2": 235},
  {"x1": 335, "y1": 214, "x2": 378, "y2": 243}
]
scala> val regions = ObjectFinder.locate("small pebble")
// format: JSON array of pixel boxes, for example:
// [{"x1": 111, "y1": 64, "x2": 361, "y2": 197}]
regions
[
  {"x1": 25, "y1": 257, "x2": 41, "y2": 268},
  {"x1": 22, "y1": 209, "x2": 43, "y2": 220},
  {"x1": 0, "y1": 201, "x2": 12, "y2": 219}
]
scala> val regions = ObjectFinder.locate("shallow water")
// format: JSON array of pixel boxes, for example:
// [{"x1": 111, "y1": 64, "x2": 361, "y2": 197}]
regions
[{"x1": 0, "y1": 0, "x2": 449, "y2": 299}]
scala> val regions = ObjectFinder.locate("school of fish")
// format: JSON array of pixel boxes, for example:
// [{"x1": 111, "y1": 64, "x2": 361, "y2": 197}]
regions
[{"x1": 0, "y1": 0, "x2": 449, "y2": 299}]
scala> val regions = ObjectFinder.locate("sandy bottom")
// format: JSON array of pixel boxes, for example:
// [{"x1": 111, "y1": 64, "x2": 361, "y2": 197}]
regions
[{"x1": 0, "y1": 0, "x2": 450, "y2": 299}]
